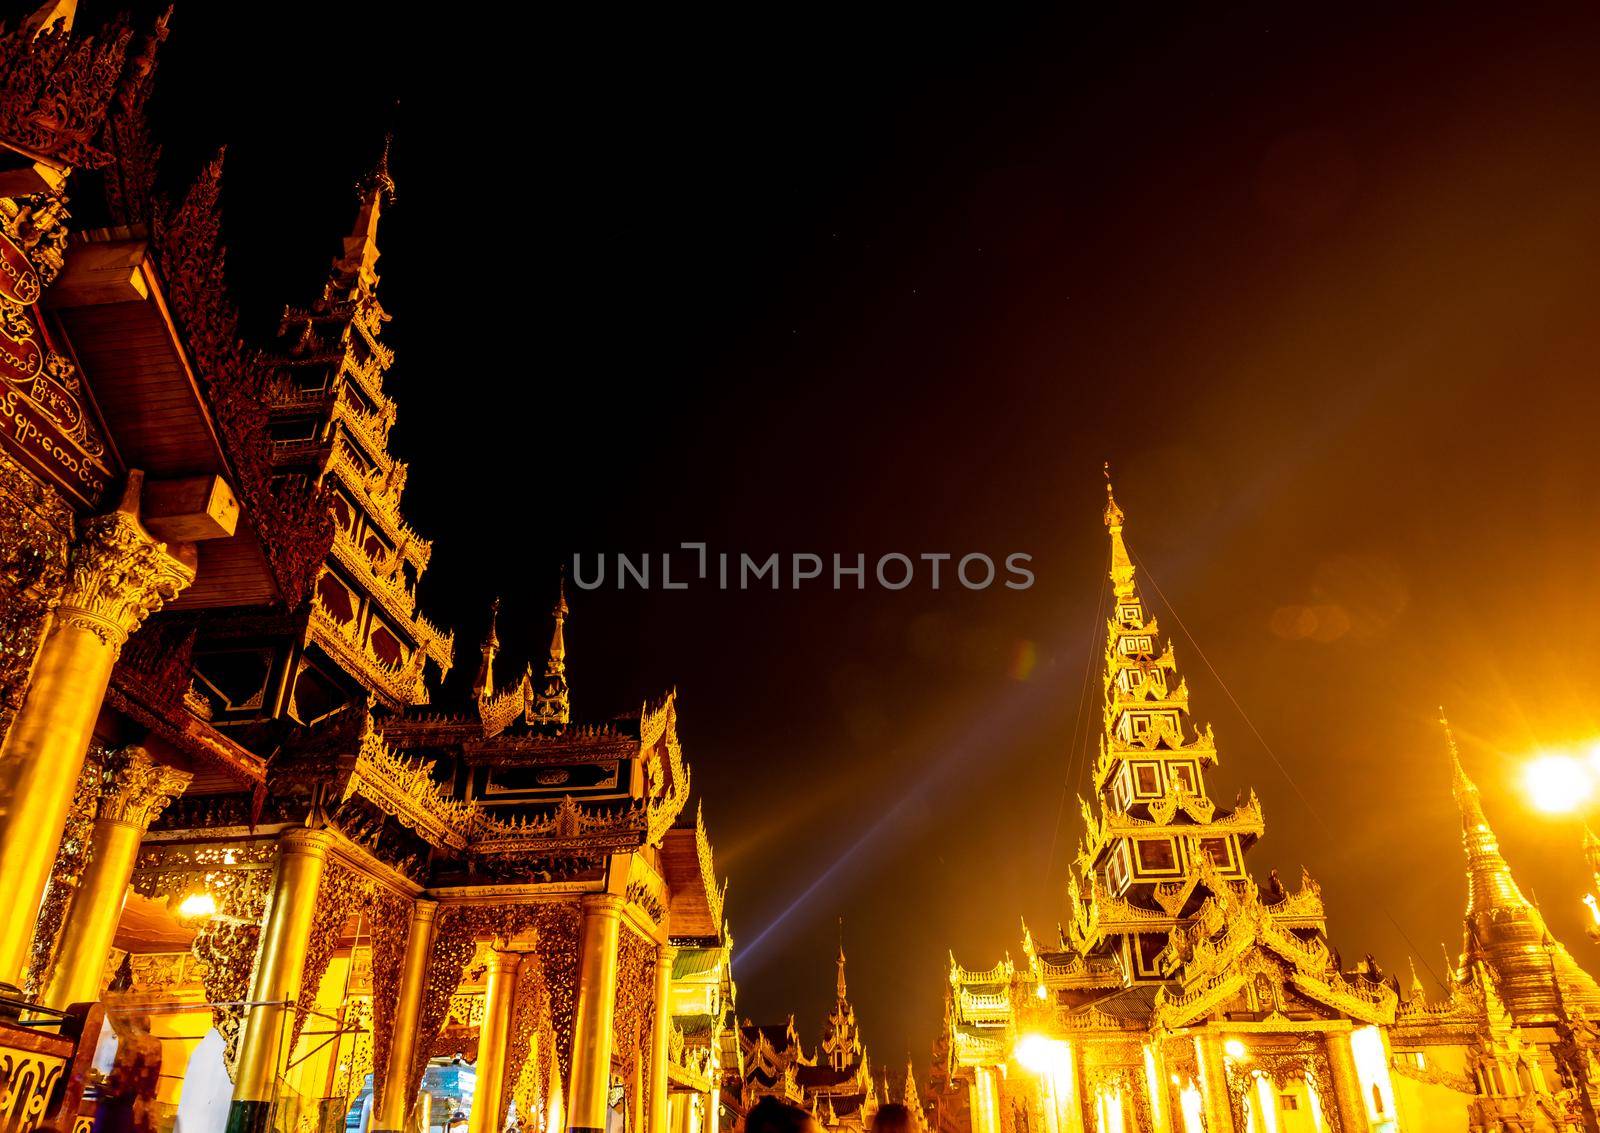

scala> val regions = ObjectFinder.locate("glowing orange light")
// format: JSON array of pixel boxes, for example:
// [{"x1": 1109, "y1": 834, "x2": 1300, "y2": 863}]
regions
[
  {"x1": 1523, "y1": 754, "x2": 1593, "y2": 815},
  {"x1": 1016, "y1": 1035, "x2": 1068, "y2": 1074},
  {"x1": 177, "y1": 892, "x2": 217, "y2": 920}
]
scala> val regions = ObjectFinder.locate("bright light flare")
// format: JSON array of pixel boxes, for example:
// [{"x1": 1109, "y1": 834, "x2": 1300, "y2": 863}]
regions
[
  {"x1": 177, "y1": 892, "x2": 217, "y2": 920},
  {"x1": 1223, "y1": 1039, "x2": 1248, "y2": 1061},
  {"x1": 1585, "y1": 893, "x2": 1600, "y2": 927},
  {"x1": 1523, "y1": 754, "x2": 1593, "y2": 815},
  {"x1": 1015, "y1": 1034, "x2": 1068, "y2": 1075}
]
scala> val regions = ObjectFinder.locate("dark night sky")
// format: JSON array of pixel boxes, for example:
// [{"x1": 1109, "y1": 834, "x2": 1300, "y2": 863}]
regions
[{"x1": 73, "y1": 1, "x2": 1600, "y2": 1080}]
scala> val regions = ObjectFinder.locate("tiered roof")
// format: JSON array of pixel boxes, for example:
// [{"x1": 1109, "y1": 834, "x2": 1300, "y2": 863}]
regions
[
  {"x1": 950, "y1": 475, "x2": 1400, "y2": 1044},
  {"x1": 265, "y1": 137, "x2": 453, "y2": 709}
]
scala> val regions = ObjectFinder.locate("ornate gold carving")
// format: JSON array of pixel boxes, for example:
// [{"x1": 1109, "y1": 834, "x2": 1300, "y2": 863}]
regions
[
  {"x1": 151, "y1": 152, "x2": 336, "y2": 608},
  {"x1": 1389, "y1": 1054, "x2": 1474, "y2": 1094},
  {"x1": 292, "y1": 860, "x2": 370, "y2": 1055},
  {"x1": 695, "y1": 802, "x2": 728, "y2": 933},
  {"x1": 96, "y1": 745, "x2": 191, "y2": 828},
  {"x1": 131, "y1": 839, "x2": 276, "y2": 1075},
  {"x1": 612, "y1": 929, "x2": 657, "y2": 1082},
  {"x1": 405, "y1": 902, "x2": 580, "y2": 1125},
  {"x1": 642, "y1": 694, "x2": 689, "y2": 846},
  {"x1": 471, "y1": 795, "x2": 645, "y2": 855},
  {"x1": 365, "y1": 889, "x2": 413, "y2": 1111},
  {"x1": 58, "y1": 507, "x2": 193, "y2": 655},
  {"x1": 626, "y1": 880, "x2": 666, "y2": 926},
  {"x1": 23, "y1": 748, "x2": 102, "y2": 996},
  {"x1": 347, "y1": 722, "x2": 473, "y2": 851},
  {"x1": 0, "y1": 1046, "x2": 68, "y2": 1129},
  {"x1": 0, "y1": 446, "x2": 69, "y2": 738}
]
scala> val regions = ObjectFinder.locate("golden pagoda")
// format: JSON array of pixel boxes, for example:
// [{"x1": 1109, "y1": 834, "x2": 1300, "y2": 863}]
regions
[
  {"x1": 737, "y1": 942, "x2": 881, "y2": 1132},
  {"x1": 939, "y1": 479, "x2": 1600, "y2": 1133}
]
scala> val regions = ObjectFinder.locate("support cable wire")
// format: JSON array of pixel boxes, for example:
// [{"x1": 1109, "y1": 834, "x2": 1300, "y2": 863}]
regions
[{"x1": 1126, "y1": 541, "x2": 1448, "y2": 993}]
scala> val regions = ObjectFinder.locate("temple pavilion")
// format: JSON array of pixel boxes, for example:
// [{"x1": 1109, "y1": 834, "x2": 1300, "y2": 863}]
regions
[{"x1": 0, "y1": 7, "x2": 734, "y2": 1133}]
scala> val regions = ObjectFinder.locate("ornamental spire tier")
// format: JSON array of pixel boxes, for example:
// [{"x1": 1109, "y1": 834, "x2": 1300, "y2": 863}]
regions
[
  {"x1": 1441, "y1": 713, "x2": 1600, "y2": 1023},
  {"x1": 1066, "y1": 466, "x2": 1265, "y2": 976},
  {"x1": 263, "y1": 131, "x2": 454, "y2": 710},
  {"x1": 530, "y1": 577, "x2": 571, "y2": 730}
]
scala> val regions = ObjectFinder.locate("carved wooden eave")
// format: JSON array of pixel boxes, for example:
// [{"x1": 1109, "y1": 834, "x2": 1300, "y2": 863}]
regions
[
  {"x1": 660, "y1": 803, "x2": 725, "y2": 942},
  {"x1": 345, "y1": 723, "x2": 473, "y2": 852},
  {"x1": 323, "y1": 438, "x2": 429, "y2": 565},
  {"x1": 42, "y1": 231, "x2": 283, "y2": 605},
  {"x1": 459, "y1": 724, "x2": 634, "y2": 764},
  {"x1": 642, "y1": 693, "x2": 690, "y2": 846},
  {"x1": 308, "y1": 597, "x2": 430, "y2": 711},
  {"x1": 466, "y1": 795, "x2": 646, "y2": 856},
  {"x1": 104, "y1": 672, "x2": 266, "y2": 789},
  {"x1": 0, "y1": 12, "x2": 144, "y2": 175}
]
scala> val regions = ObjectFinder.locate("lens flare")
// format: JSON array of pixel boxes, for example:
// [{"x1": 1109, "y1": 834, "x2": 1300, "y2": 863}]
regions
[
  {"x1": 1523, "y1": 755, "x2": 1592, "y2": 815},
  {"x1": 177, "y1": 892, "x2": 217, "y2": 920}
]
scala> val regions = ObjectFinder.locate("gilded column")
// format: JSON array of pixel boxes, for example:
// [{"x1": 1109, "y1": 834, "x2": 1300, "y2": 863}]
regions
[
  {"x1": 1194, "y1": 1033, "x2": 1234, "y2": 1133},
  {"x1": 470, "y1": 941, "x2": 522, "y2": 1133},
  {"x1": 0, "y1": 496, "x2": 194, "y2": 987},
  {"x1": 43, "y1": 746, "x2": 191, "y2": 1007},
  {"x1": 650, "y1": 944, "x2": 677, "y2": 1133},
  {"x1": 568, "y1": 893, "x2": 625, "y2": 1133},
  {"x1": 1324, "y1": 1031, "x2": 1370, "y2": 1133},
  {"x1": 373, "y1": 897, "x2": 437, "y2": 1133},
  {"x1": 1144, "y1": 1042, "x2": 1171, "y2": 1133},
  {"x1": 974, "y1": 1066, "x2": 1001, "y2": 1133},
  {"x1": 1059, "y1": 1042, "x2": 1085, "y2": 1133},
  {"x1": 228, "y1": 826, "x2": 334, "y2": 1133}
]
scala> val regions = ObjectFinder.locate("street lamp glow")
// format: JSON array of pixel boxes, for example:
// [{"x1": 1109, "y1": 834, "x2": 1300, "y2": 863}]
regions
[{"x1": 1523, "y1": 754, "x2": 1593, "y2": 815}]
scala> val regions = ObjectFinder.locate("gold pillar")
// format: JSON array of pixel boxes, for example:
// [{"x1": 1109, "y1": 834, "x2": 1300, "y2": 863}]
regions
[
  {"x1": 374, "y1": 898, "x2": 437, "y2": 1133},
  {"x1": 228, "y1": 826, "x2": 334, "y2": 1130},
  {"x1": 568, "y1": 892, "x2": 625, "y2": 1133},
  {"x1": 1194, "y1": 1034, "x2": 1234, "y2": 1133},
  {"x1": 1144, "y1": 1043, "x2": 1171, "y2": 1133},
  {"x1": 1324, "y1": 1031, "x2": 1370, "y2": 1133},
  {"x1": 650, "y1": 944, "x2": 676, "y2": 1133},
  {"x1": 43, "y1": 746, "x2": 190, "y2": 1008},
  {"x1": 470, "y1": 941, "x2": 522, "y2": 1133},
  {"x1": 0, "y1": 500, "x2": 193, "y2": 987},
  {"x1": 1059, "y1": 1043, "x2": 1085, "y2": 1133},
  {"x1": 975, "y1": 1066, "x2": 1002, "y2": 1133}
]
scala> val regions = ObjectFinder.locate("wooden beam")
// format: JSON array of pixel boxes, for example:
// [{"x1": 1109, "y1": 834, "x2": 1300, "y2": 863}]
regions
[{"x1": 143, "y1": 475, "x2": 239, "y2": 542}]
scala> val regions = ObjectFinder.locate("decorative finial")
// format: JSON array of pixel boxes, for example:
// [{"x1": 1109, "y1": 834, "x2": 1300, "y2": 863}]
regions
[
  {"x1": 1407, "y1": 956, "x2": 1427, "y2": 1003},
  {"x1": 530, "y1": 573, "x2": 571, "y2": 729},
  {"x1": 472, "y1": 598, "x2": 501, "y2": 701},
  {"x1": 1102, "y1": 461, "x2": 1125, "y2": 528},
  {"x1": 837, "y1": 916, "x2": 848, "y2": 1000},
  {"x1": 1440, "y1": 706, "x2": 1474, "y2": 800},
  {"x1": 358, "y1": 122, "x2": 397, "y2": 205},
  {"x1": 1102, "y1": 463, "x2": 1135, "y2": 598}
]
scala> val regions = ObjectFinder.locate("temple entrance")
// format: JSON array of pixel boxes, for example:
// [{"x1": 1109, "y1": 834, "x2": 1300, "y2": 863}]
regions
[{"x1": 1239, "y1": 1071, "x2": 1328, "y2": 1133}]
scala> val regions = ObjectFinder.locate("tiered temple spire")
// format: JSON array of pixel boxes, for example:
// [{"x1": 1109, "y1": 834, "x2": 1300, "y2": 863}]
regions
[
  {"x1": 265, "y1": 131, "x2": 453, "y2": 709},
  {"x1": 1065, "y1": 466, "x2": 1257, "y2": 973}
]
